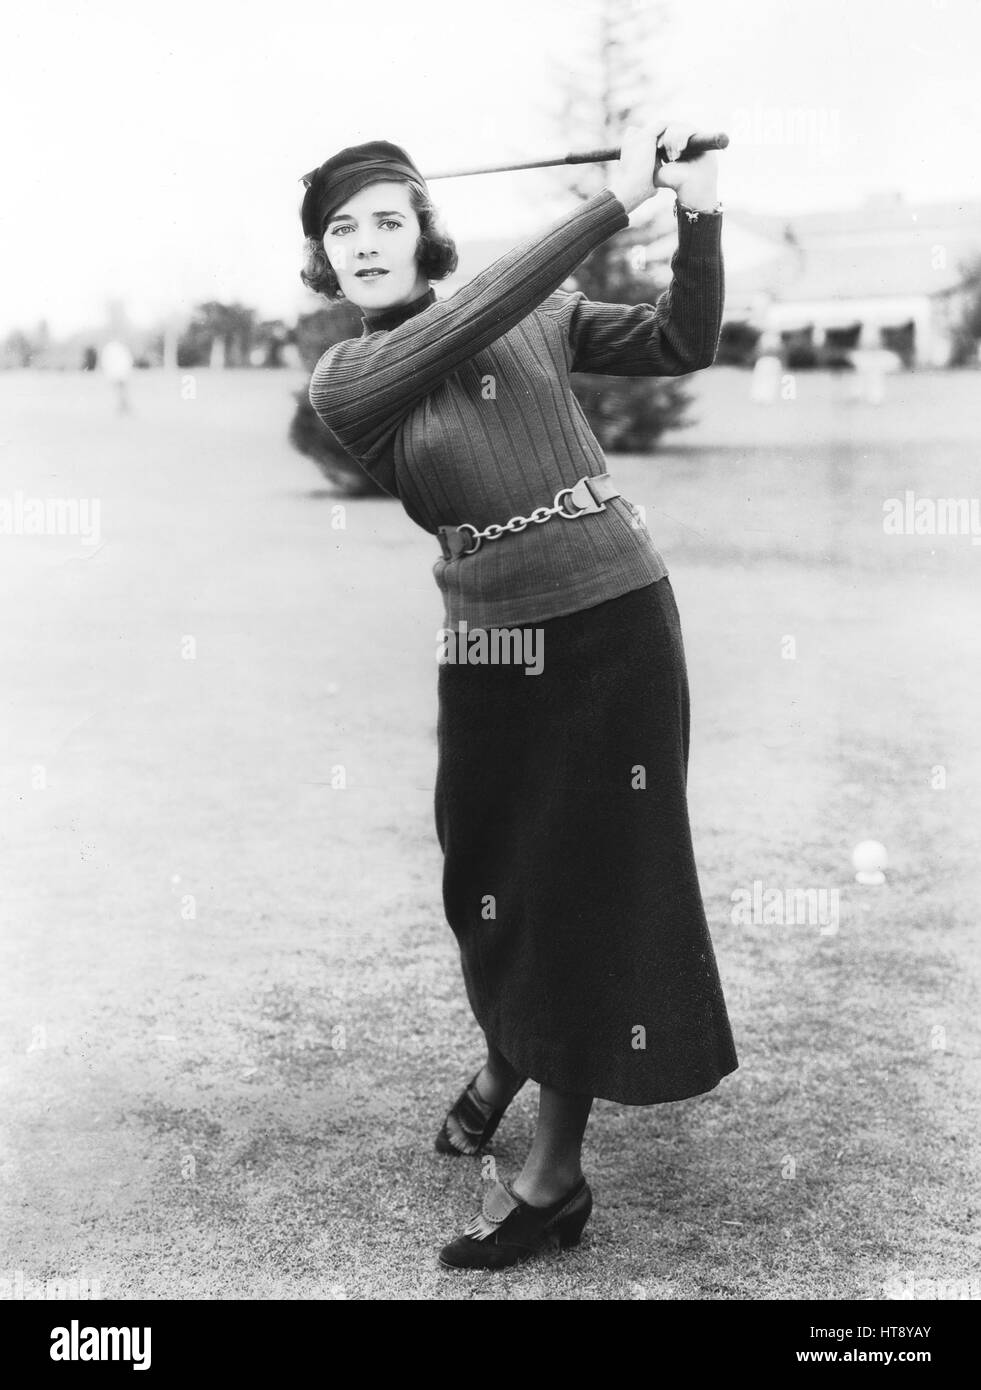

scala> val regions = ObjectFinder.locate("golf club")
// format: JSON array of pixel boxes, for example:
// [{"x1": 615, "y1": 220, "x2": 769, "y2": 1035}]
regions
[{"x1": 424, "y1": 132, "x2": 729, "y2": 180}]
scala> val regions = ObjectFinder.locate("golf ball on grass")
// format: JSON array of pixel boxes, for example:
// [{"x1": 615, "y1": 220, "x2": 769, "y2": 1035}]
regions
[{"x1": 852, "y1": 840, "x2": 889, "y2": 885}]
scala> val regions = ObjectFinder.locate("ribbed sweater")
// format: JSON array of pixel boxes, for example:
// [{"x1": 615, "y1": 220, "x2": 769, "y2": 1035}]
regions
[{"x1": 308, "y1": 188, "x2": 724, "y2": 627}]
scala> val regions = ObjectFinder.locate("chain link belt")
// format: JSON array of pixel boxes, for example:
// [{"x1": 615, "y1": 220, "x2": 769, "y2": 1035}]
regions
[{"x1": 436, "y1": 473, "x2": 622, "y2": 561}]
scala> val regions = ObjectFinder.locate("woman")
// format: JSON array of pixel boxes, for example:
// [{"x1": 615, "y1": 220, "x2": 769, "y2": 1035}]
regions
[{"x1": 301, "y1": 123, "x2": 738, "y2": 1271}]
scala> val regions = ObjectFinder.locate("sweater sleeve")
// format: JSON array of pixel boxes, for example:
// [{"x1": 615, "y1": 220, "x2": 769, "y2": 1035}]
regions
[
  {"x1": 307, "y1": 188, "x2": 630, "y2": 488},
  {"x1": 559, "y1": 203, "x2": 725, "y2": 376}
]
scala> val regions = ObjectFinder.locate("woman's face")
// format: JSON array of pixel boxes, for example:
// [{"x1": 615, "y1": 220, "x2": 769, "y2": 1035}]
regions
[{"x1": 323, "y1": 180, "x2": 430, "y2": 310}]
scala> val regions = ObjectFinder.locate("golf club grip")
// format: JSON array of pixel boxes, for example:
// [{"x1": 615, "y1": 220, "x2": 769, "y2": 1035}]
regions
[{"x1": 571, "y1": 132, "x2": 729, "y2": 165}]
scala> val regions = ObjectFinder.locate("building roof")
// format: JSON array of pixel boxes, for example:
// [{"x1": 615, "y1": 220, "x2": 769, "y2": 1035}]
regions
[
  {"x1": 715, "y1": 193, "x2": 981, "y2": 304},
  {"x1": 440, "y1": 193, "x2": 981, "y2": 311}
]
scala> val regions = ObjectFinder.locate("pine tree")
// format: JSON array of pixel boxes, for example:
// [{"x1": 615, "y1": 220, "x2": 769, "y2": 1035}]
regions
[{"x1": 548, "y1": 0, "x2": 694, "y2": 449}]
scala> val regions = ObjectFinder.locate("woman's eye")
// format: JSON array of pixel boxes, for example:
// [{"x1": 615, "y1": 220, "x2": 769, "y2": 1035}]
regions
[{"x1": 328, "y1": 221, "x2": 401, "y2": 236}]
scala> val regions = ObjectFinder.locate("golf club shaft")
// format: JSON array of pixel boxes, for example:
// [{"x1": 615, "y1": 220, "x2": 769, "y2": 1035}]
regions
[{"x1": 425, "y1": 132, "x2": 728, "y2": 181}]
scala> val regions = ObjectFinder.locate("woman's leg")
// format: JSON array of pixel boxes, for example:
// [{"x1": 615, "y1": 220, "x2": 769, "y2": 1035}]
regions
[
  {"x1": 474, "y1": 1040, "x2": 525, "y2": 1109},
  {"x1": 511, "y1": 1085, "x2": 593, "y2": 1206}
]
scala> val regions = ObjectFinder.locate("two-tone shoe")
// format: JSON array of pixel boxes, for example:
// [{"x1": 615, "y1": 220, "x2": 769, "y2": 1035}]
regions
[{"x1": 438, "y1": 1176, "x2": 593, "y2": 1270}]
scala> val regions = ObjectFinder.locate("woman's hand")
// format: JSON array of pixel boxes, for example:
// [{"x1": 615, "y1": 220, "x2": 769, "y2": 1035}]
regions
[{"x1": 609, "y1": 122, "x2": 720, "y2": 214}]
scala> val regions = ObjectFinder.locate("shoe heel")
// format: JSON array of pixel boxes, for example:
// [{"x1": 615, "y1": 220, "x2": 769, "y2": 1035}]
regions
[{"x1": 554, "y1": 1191, "x2": 592, "y2": 1248}]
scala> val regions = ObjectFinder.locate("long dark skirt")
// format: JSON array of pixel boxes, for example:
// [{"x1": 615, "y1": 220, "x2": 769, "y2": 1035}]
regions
[{"x1": 434, "y1": 576, "x2": 738, "y2": 1105}]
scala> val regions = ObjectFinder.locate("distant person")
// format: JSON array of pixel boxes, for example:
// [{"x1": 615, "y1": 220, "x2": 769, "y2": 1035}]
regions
[
  {"x1": 81, "y1": 345, "x2": 98, "y2": 371},
  {"x1": 99, "y1": 339, "x2": 133, "y2": 414},
  {"x1": 751, "y1": 332, "x2": 784, "y2": 404},
  {"x1": 303, "y1": 127, "x2": 737, "y2": 1271},
  {"x1": 847, "y1": 347, "x2": 891, "y2": 405}
]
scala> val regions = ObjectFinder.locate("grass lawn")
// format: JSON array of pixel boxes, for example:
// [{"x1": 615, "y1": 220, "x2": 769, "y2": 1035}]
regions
[{"x1": 1, "y1": 365, "x2": 979, "y2": 1300}]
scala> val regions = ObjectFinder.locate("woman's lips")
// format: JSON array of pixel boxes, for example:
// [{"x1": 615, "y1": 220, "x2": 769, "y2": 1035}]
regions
[{"x1": 355, "y1": 269, "x2": 388, "y2": 279}]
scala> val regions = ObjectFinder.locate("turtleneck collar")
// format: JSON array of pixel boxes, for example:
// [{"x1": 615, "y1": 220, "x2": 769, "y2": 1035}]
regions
[{"x1": 361, "y1": 285, "x2": 437, "y2": 334}]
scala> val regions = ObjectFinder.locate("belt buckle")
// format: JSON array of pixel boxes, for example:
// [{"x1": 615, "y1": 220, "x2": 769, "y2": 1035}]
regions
[
  {"x1": 556, "y1": 476, "x2": 606, "y2": 518},
  {"x1": 437, "y1": 524, "x2": 481, "y2": 560},
  {"x1": 455, "y1": 523, "x2": 481, "y2": 556}
]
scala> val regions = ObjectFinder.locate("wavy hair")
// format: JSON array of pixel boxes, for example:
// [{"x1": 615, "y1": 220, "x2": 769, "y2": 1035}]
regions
[{"x1": 300, "y1": 178, "x2": 458, "y2": 301}]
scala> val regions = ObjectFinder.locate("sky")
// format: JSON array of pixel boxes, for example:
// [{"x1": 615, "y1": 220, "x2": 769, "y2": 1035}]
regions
[{"x1": 2, "y1": 0, "x2": 980, "y2": 337}]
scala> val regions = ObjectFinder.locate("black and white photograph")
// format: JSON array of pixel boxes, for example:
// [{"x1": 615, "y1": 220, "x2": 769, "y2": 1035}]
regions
[{"x1": 1, "y1": 0, "x2": 979, "y2": 1342}]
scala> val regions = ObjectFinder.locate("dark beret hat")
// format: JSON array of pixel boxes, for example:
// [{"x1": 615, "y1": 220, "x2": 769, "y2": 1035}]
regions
[{"x1": 299, "y1": 139, "x2": 428, "y2": 239}]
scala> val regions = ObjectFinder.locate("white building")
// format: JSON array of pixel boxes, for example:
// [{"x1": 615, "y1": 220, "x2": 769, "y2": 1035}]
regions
[{"x1": 705, "y1": 192, "x2": 981, "y2": 367}]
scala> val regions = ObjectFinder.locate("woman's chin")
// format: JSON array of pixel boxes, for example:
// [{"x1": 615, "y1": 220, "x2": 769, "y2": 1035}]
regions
[
  {"x1": 342, "y1": 274, "x2": 429, "y2": 311},
  {"x1": 344, "y1": 277, "x2": 398, "y2": 309}
]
